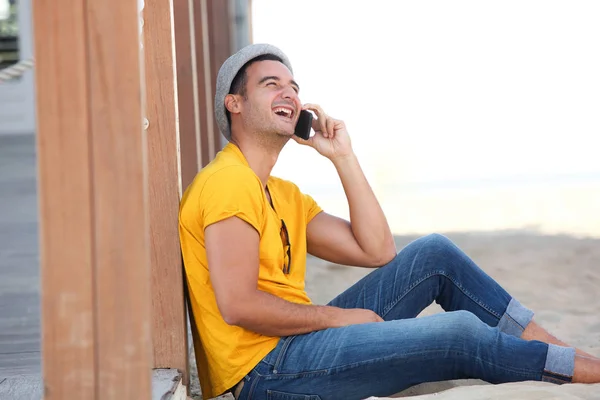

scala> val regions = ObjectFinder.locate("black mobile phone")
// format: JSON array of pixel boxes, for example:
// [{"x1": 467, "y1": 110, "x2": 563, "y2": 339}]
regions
[{"x1": 294, "y1": 110, "x2": 313, "y2": 140}]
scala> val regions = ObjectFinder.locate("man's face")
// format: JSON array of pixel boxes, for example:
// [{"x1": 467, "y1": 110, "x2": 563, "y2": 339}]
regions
[{"x1": 239, "y1": 60, "x2": 301, "y2": 137}]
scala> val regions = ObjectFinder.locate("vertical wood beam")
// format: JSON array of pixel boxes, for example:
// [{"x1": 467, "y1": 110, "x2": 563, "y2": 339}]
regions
[
  {"x1": 87, "y1": 0, "x2": 152, "y2": 396},
  {"x1": 184, "y1": 0, "x2": 253, "y2": 387},
  {"x1": 206, "y1": 0, "x2": 232, "y2": 161},
  {"x1": 143, "y1": 0, "x2": 189, "y2": 383},
  {"x1": 192, "y1": 0, "x2": 235, "y2": 168},
  {"x1": 174, "y1": 0, "x2": 201, "y2": 191},
  {"x1": 35, "y1": 0, "x2": 152, "y2": 398},
  {"x1": 193, "y1": 0, "x2": 212, "y2": 167},
  {"x1": 33, "y1": 1, "x2": 95, "y2": 398}
]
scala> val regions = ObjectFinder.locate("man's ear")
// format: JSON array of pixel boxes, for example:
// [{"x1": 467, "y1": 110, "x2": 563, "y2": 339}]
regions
[{"x1": 224, "y1": 94, "x2": 241, "y2": 115}]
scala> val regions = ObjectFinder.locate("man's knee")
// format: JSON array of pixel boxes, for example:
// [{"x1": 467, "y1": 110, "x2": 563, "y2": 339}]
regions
[
  {"x1": 421, "y1": 233, "x2": 456, "y2": 251},
  {"x1": 437, "y1": 310, "x2": 488, "y2": 342},
  {"x1": 400, "y1": 233, "x2": 461, "y2": 266},
  {"x1": 404, "y1": 233, "x2": 455, "y2": 252}
]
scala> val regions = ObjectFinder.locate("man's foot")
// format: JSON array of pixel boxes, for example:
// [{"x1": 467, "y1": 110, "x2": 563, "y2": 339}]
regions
[
  {"x1": 522, "y1": 320, "x2": 598, "y2": 360},
  {"x1": 573, "y1": 355, "x2": 600, "y2": 383}
]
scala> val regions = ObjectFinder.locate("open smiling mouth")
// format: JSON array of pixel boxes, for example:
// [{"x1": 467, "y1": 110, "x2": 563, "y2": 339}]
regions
[{"x1": 273, "y1": 107, "x2": 295, "y2": 121}]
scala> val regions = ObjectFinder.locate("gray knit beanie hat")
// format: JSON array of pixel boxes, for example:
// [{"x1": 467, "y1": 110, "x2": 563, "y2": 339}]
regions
[{"x1": 215, "y1": 43, "x2": 294, "y2": 141}]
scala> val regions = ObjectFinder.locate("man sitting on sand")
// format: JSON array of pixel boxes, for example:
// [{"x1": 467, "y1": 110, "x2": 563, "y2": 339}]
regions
[{"x1": 179, "y1": 43, "x2": 600, "y2": 400}]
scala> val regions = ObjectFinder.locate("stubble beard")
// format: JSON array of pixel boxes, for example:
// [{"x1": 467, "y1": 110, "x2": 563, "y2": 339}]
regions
[{"x1": 245, "y1": 106, "x2": 291, "y2": 150}]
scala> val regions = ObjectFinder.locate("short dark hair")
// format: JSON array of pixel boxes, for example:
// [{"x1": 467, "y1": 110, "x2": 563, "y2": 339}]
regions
[
  {"x1": 229, "y1": 53, "x2": 284, "y2": 97},
  {"x1": 226, "y1": 54, "x2": 284, "y2": 124}
]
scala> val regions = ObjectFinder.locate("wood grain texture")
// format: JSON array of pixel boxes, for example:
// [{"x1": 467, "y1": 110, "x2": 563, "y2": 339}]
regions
[
  {"x1": 143, "y1": 0, "x2": 189, "y2": 382},
  {"x1": 32, "y1": 1, "x2": 96, "y2": 397},
  {"x1": 193, "y1": 0, "x2": 212, "y2": 167},
  {"x1": 174, "y1": 0, "x2": 201, "y2": 192},
  {"x1": 206, "y1": 0, "x2": 232, "y2": 161},
  {"x1": 86, "y1": 0, "x2": 152, "y2": 397},
  {"x1": 191, "y1": 0, "x2": 233, "y2": 169}
]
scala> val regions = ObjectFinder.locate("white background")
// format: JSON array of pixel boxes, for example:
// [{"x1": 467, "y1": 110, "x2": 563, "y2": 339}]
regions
[{"x1": 252, "y1": 0, "x2": 600, "y2": 237}]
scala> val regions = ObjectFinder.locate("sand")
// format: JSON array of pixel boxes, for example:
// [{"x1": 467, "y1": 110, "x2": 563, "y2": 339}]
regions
[{"x1": 192, "y1": 231, "x2": 600, "y2": 399}]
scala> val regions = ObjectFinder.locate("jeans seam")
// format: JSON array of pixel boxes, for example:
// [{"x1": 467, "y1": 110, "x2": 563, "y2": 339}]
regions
[
  {"x1": 381, "y1": 270, "x2": 434, "y2": 316},
  {"x1": 381, "y1": 270, "x2": 502, "y2": 321},
  {"x1": 382, "y1": 234, "x2": 436, "y2": 316},
  {"x1": 264, "y1": 368, "x2": 331, "y2": 379},
  {"x1": 542, "y1": 374, "x2": 571, "y2": 384},
  {"x1": 266, "y1": 354, "x2": 399, "y2": 379},
  {"x1": 273, "y1": 336, "x2": 297, "y2": 374},
  {"x1": 246, "y1": 374, "x2": 261, "y2": 400},
  {"x1": 267, "y1": 349, "x2": 538, "y2": 380},
  {"x1": 543, "y1": 369, "x2": 571, "y2": 378},
  {"x1": 502, "y1": 313, "x2": 527, "y2": 330}
]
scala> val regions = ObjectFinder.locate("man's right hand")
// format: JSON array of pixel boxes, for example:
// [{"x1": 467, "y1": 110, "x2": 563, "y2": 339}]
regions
[{"x1": 331, "y1": 308, "x2": 384, "y2": 327}]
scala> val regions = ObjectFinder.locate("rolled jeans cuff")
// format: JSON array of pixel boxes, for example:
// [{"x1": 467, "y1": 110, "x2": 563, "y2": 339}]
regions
[
  {"x1": 542, "y1": 344, "x2": 576, "y2": 384},
  {"x1": 497, "y1": 298, "x2": 534, "y2": 337}
]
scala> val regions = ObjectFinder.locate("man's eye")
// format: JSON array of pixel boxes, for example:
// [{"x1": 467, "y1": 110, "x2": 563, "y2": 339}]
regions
[{"x1": 267, "y1": 82, "x2": 277, "y2": 87}]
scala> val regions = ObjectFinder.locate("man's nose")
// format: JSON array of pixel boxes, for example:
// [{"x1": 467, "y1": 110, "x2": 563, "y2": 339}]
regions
[{"x1": 281, "y1": 85, "x2": 298, "y2": 101}]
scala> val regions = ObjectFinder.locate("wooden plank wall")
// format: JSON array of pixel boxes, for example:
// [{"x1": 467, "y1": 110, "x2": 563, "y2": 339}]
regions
[
  {"x1": 34, "y1": 0, "x2": 152, "y2": 398},
  {"x1": 34, "y1": 0, "x2": 247, "y2": 397},
  {"x1": 192, "y1": 0, "x2": 239, "y2": 171},
  {"x1": 145, "y1": 0, "x2": 254, "y2": 388},
  {"x1": 143, "y1": 0, "x2": 240, "y2": 386}
]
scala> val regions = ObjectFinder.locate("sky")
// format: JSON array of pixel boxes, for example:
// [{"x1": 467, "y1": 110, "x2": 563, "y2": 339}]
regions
[{"x1": 251, "y1": 0, "x2": 600, "y2": 193}]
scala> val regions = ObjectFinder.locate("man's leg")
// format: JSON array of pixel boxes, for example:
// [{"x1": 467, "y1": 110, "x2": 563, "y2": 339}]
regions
[
  {"x1": 237, "y1": 311, "x2": 588, "y2": 400},
  {"x1": 327, "y1": 233, "x2": 593, "y2": 357}
]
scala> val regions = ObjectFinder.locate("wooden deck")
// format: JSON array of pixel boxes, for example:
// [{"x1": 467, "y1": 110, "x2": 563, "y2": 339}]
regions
[{"x1": 0, "y1": 134, "x2": 41, "y2": 398}]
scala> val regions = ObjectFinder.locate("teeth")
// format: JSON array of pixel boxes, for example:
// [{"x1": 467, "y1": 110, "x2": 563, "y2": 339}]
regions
[{"x1": 273, "y1": 107, "x2": 292, "y2": 117}]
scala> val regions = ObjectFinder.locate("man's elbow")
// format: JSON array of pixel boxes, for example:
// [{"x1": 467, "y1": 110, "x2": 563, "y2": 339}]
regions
[
  {"x1": 218, "y1": 296, "x2": 247, "y2": 326},
  {"x1": 368, "y1": 242, "x2": 397, "y2": 267},
  {"x1": 221, "y1": 307, "x2": 241, "y2": 326},
  {"x1": 382, "y1": 247, "x2": 397, "y2": 265}
]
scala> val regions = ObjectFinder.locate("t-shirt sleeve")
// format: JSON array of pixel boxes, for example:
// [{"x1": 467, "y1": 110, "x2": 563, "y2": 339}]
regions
[
  {"x1": 200, "y1": 166, "x2": 265, "y2": 233},
  {"x1": 302, "y1": 192, "x2": 323, "y2": 223}
]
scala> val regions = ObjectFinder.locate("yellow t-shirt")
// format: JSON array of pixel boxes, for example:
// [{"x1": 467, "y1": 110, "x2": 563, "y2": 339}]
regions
[{"x1": 179, "y1": 143, "x2": 322, "y2": 398}]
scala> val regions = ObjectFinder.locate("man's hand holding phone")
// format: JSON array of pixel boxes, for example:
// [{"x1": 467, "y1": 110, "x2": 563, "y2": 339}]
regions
[{"x1": 292, "y1": 103, "x2": 353, "y2": 162}]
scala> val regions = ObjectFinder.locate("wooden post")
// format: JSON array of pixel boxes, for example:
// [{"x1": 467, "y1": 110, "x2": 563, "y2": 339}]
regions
[
  {"x1": 192, "y1": 0, "x2": 213, "y2": 167},
  {"x1": 33, "y1": 2, "x2": 96, "y2": 397},
  {"x1": 183, "y1": 0, "x2": 246, "y2": 385},
  {"x1": 142, "y1": 0, "x2": 190, "y2": 384},
  {"x1": 34, "y1": 0, "x2": 151, "y2": 398},
  {"x1": 206, "y1": 0, "x2": 232, "y2": 161},
  {"x1": 192, "y1": 0, "x2": 236, "y2": 168},
  {"x1": 174, "y1": 0, "x2": 201, "y2": 191}
]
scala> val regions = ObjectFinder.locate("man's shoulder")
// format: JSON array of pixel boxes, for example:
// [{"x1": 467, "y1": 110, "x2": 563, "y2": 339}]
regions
[
  {"x1": 269, "y1": 176, "x2": 307, "y2": 200},
  {"x1": 181, "y1": 158, "x2": 261, "y2": 210},
  {"x1": 268, "y1": 176, "x2": 301, "y2": 193},
  {"x1": 192, "y1": 145, "x2": 256, "y2": 184},
  {"x1": 200, "y1": 163, "x2": 257, "y2": 186},
  {"x1": 194, "y1": 150, "x2": 259, "y2": 188}
]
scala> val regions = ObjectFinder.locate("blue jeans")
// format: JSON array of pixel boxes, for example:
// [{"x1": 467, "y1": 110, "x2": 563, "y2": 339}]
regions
[{"x1": 237, "y1": 234, "x2": 576, "y2": 400}]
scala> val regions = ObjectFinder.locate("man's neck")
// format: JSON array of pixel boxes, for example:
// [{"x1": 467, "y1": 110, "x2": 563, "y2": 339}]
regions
[{"x1": 231, "y1": 135, "x2": 287, "y2": 188}]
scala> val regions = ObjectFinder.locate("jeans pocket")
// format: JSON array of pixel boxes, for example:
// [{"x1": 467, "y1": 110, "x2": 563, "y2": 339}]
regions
[{"x1": 266, "y1": 389, "x2": 322, "y2": 400}]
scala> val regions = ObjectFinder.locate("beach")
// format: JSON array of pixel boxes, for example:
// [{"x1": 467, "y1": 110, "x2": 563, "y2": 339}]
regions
[
  {"x1": 312, "y1": 232, "x2": 600, "y2": 399},
  {"x1": 195, "y1": 231, "x2": 600, "y2": 399}
]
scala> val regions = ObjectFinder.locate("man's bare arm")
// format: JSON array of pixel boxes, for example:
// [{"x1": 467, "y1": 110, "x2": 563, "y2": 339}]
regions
[
  {"x1": 297, "y1": 104, "x2": 397, "y2": 268},
  {"x1": 205, "y1": 216, "x2": 382, "y2": 336},
  {"x1": 334, "y1": 152, "x2": 397, "y2": 264},
  {"x1": 307, "y1": 153, "x2": 397, "y2": 268}
]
